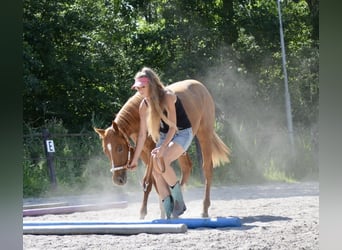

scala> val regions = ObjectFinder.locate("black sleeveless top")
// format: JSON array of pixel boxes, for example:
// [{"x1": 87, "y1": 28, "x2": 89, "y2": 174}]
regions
[{"x1": 160, "y1": 97, "x2": 191, "y2": 133}]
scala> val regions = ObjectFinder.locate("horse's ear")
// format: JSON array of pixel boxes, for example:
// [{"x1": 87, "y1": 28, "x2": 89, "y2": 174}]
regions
[
  {"x1": 94, "y1": 127, "x2": 105, "y2": 139},
  {"x1": 112, "y1": 121, "x2": 119, "y2": 132}
]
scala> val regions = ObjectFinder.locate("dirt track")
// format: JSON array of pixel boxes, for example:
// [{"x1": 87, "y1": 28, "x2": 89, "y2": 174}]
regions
[{"x1": 23, "y1": 181, "x2": 319, "y2": 250}]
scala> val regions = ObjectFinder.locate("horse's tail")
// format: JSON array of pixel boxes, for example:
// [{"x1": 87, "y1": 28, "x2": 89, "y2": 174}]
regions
[{"x1": 211, "y1": 132, "x2": 231, "y2": 168}]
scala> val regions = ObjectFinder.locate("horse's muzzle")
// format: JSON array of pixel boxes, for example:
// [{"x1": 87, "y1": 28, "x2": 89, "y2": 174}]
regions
[{"x1": 112, "y1": 170, "x2": 127, "y2": 185}]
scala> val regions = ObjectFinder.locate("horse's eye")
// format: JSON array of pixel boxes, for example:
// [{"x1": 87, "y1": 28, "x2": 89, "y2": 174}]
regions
[{"x1": 117, "y1": 145, "x2": 123, "y2": 152}]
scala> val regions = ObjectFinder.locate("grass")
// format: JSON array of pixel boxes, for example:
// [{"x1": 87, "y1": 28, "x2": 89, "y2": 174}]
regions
[{"x1": 263, "y1": 159, "x2": 296, "y2": 183}]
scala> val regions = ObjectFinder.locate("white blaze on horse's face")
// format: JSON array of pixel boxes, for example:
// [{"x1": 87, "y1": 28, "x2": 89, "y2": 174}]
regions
[
  {"x1": 106, "y1": 143, "x2": 115, "y2": 173},
  {"x1": 106, "y1": 140, "x2": 128, "y2": 174}
]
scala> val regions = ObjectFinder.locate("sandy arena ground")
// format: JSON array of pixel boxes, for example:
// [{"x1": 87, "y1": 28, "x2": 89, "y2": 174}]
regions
[{"x1": 23, "y1": 181, "x2": 319, "y2": 250}]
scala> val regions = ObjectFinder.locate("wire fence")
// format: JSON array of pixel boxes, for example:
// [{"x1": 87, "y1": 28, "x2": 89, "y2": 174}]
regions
[{"x1": 23, "y1": 128, "x2": 107, "y2": 196}]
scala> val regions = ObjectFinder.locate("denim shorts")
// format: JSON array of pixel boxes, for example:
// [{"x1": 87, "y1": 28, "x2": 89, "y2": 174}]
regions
[{"x1": 156, "y1": 127, "x2": 193, "y2": 151}]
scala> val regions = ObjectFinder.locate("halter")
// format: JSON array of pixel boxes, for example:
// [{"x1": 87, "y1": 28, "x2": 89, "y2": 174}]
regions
[{"x1": 107, "y1": 127, "x2": 134, "y2": 173}]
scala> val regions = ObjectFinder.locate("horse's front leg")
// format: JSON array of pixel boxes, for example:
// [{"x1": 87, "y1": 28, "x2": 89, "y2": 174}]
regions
[
  {"x1": 139, "y1": 191, "x2": 148, "y2": 219},
  {"x1": 140, "y1": 160, "x2": 154, "y2": 219},
  {"x1": 141, "y1": 175, "x2": 166, "y2": 219}
]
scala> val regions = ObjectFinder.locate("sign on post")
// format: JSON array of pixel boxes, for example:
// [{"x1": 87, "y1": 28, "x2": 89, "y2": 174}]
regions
[
  {"x1": 42, "y1": 129, "x2": 57, "y2": 189},
  {"x1": 46, "y1": 140, "x2": 55, "y2": 153}
]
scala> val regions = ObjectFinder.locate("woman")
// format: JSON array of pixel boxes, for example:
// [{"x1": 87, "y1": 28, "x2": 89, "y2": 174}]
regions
[{"x1": 128, "y1": 67, "x2": 193, "y2": 219}]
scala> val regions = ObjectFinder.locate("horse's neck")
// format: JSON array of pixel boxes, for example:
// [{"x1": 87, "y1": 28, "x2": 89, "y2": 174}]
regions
[{"x1": 115, "y1": 94, "x2": 142, "y2": 137}]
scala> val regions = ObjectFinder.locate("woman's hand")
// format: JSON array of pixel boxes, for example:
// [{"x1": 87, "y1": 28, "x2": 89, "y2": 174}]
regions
[
  {"x1": 128, "y1": 159, "x2": 138, "y2": 170},
  {"x1": 151, "y1": 145, "x2": 166, "y2": 158},
  {"x1": 151, "y1": 147, "x2": 159, "y2": 158}
]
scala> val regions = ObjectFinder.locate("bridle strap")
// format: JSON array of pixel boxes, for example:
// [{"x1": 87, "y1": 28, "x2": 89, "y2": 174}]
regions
[
  {"x1": 109, "y1": 126, "x2": 134, "y2": 173},
  {"x1": 110, "y1": 146, "x2": 133, "y2": 173}
]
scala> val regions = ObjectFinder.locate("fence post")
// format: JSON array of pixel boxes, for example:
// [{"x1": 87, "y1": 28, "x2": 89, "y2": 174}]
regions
[{"x1": 42, "y1": 128, "x2": 57, "y2": 189}]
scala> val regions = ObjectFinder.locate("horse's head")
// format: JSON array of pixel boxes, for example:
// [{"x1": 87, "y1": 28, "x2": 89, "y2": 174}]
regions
[{"x1": 94, "y1": 121, "x2": 133, "y2": 185}]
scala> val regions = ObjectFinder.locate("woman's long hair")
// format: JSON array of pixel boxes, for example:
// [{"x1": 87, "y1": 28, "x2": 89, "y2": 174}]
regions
[{"x1": 135, "y1": 67, "x2": 177, "y2": 142}]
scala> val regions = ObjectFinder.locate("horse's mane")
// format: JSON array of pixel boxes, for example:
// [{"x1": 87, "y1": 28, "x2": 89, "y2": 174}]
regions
[{"x1": 115, "y1": 93, "x2": 143, "y2": 135}]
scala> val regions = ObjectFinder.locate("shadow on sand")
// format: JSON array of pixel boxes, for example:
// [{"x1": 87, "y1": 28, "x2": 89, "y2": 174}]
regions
[
  {"x1": 193, "y1": 215, "x2": 291, "y2": 231},
  {"x1": 225, "y1": 214, "x2": 292, "y2": 230},
  {"x1": 240, "y1": 214, "x2": 291, "y2": 224}
]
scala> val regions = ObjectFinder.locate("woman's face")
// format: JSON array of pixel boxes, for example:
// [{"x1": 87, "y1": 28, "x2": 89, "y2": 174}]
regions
[{"x1": 135, "y1": 85, "x2": 149, "y2": 97}]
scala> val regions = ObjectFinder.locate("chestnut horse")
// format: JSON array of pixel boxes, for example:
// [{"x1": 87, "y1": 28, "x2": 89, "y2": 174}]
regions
[
  {"x1": 95, "y1": 95, "x2": 193, "y2": 219},
  {"x1": 94, "y1": 79, "x2": 231, "y2": 219}
]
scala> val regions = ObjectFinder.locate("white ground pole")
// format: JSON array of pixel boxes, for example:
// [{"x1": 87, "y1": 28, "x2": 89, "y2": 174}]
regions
[{"x1": 23, "y1": 224, "x2": 187, "y2": 235}]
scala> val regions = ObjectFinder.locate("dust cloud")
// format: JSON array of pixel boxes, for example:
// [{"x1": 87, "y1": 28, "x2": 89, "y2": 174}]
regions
[{"x1": 200, "y1": 58, "x2": 317, "y2": 183}]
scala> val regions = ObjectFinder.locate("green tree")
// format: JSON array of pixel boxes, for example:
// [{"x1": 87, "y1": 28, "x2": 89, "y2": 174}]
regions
[{"x1": 23, "y1": 0, "x2": 138, "y2": 131}]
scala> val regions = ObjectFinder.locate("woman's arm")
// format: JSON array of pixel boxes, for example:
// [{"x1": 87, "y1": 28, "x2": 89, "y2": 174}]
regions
[
  {"x1": 156, "y1": 92, "x2": 177, "y2": 155},
  {"x1": 128, "y1": 100, "x2": 148, "y2": 169}
]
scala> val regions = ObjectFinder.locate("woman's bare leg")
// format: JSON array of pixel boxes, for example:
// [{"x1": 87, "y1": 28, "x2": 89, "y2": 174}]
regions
[{"x1": 153, "y1": 141, "x2": 187, "y2": 218}]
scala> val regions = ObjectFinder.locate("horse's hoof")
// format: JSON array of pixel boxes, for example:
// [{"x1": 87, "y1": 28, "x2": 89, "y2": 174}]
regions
[
  {"x1": 140, "y1": 209, "x2": 147, "y2": 220},
  {"x1": 201, "y1": 212, "x2": 209, "y2": 218}
]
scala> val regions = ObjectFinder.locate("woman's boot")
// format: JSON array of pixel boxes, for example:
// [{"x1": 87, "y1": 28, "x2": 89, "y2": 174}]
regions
[
  {"x1": 170, "y1": 181, "x2": 186, "y2": 218},
  {"x1": 162, "y1": 195, "x2": 173, "y2": 219}
]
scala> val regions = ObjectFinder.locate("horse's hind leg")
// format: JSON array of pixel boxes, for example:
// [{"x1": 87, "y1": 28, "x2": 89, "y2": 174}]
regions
[
  {"x1": 196, "y1": 132, "x2": 214, "y2": 218},
  {"x1": 201, "y1": 153, "x2": 213, "y2": 218},
  {"x1": 178, "y1": 152, "x2": 192, "y2": 186}
]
